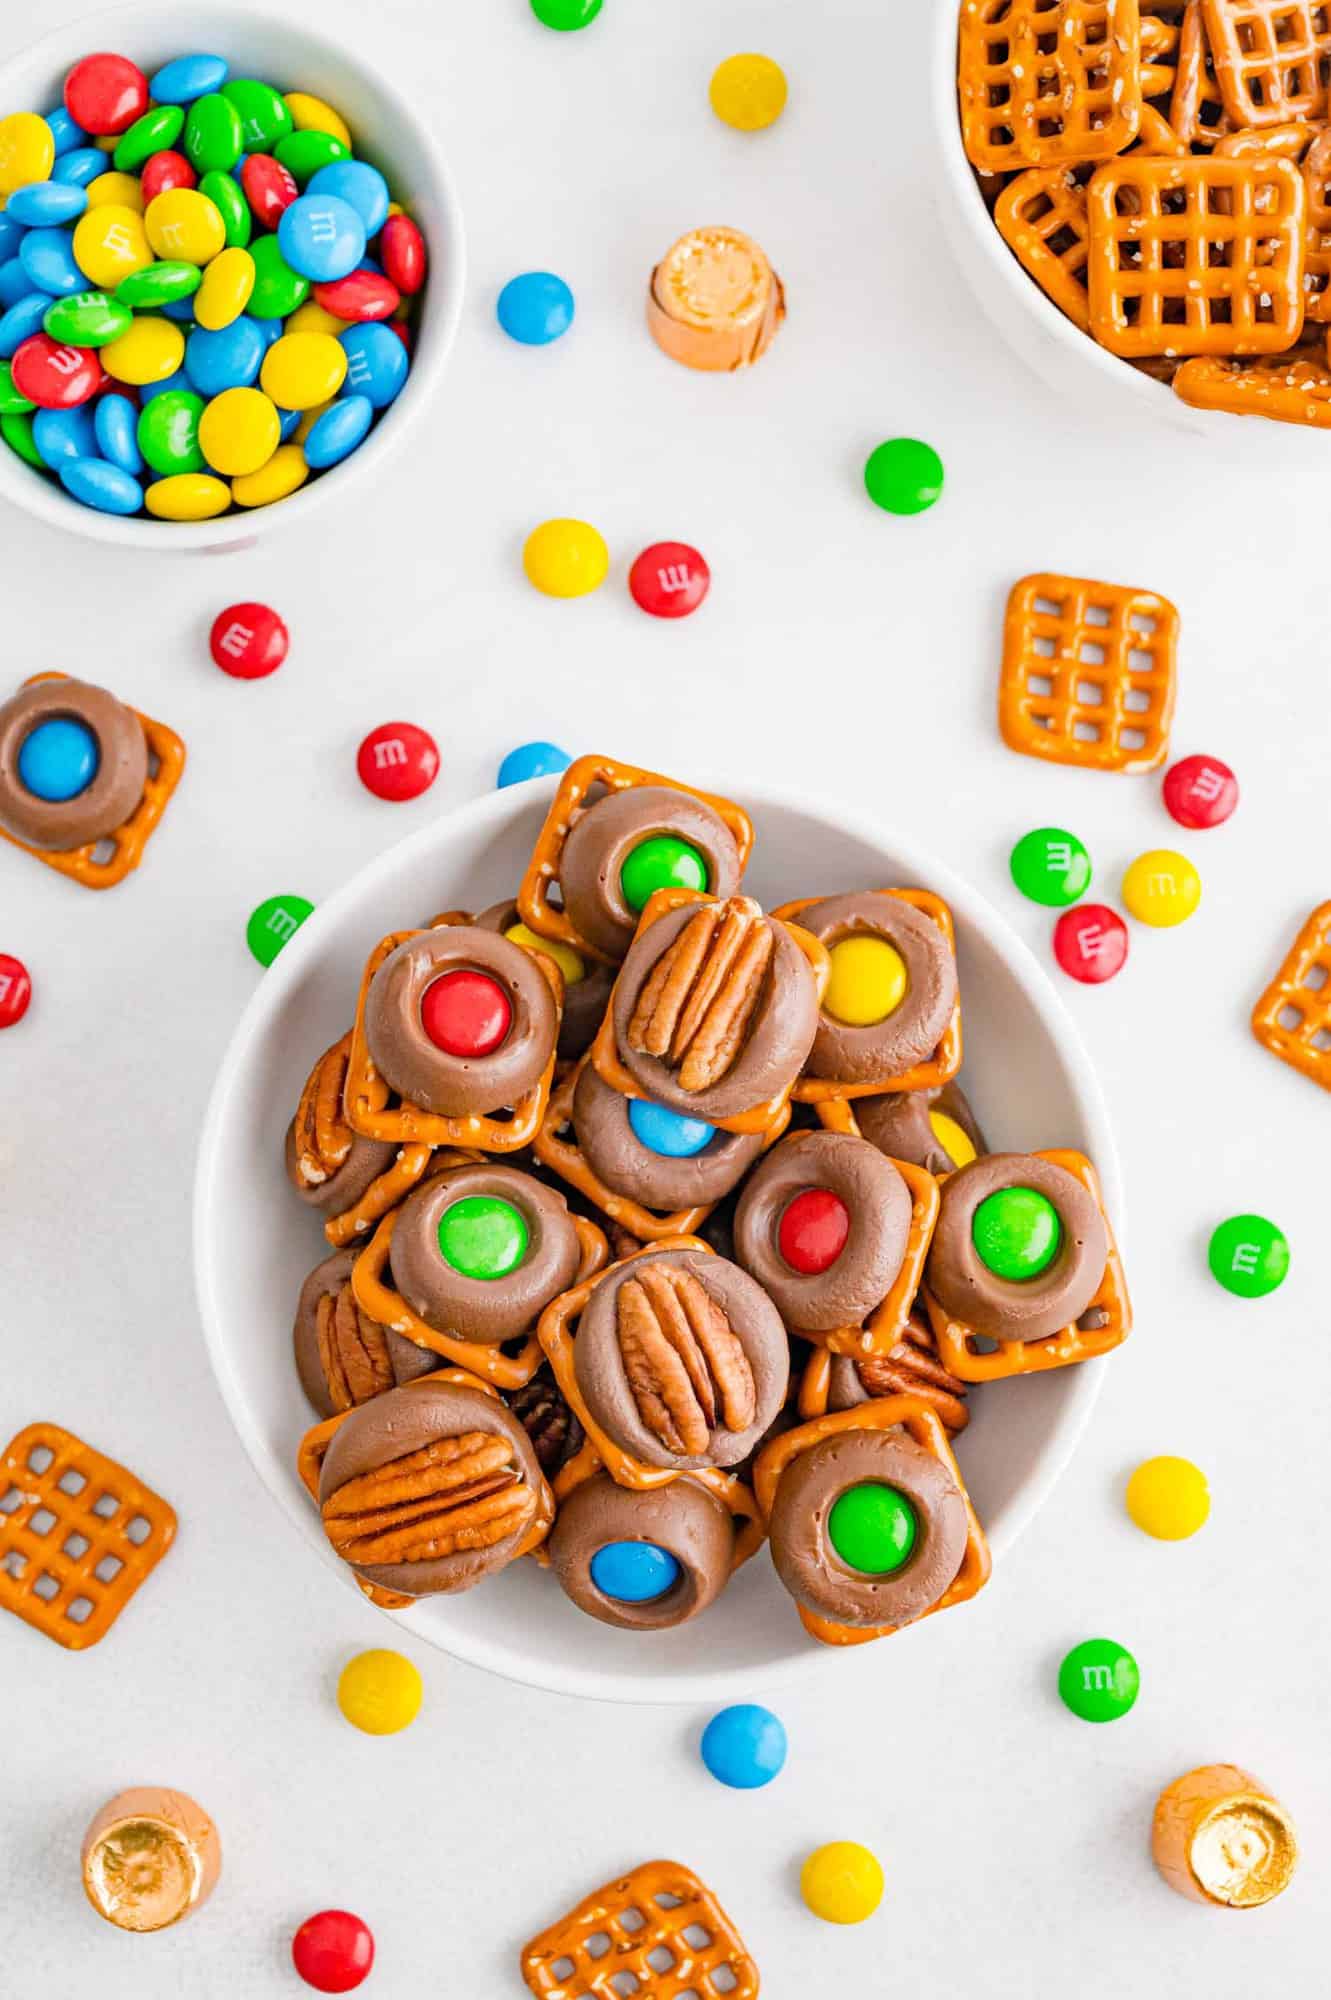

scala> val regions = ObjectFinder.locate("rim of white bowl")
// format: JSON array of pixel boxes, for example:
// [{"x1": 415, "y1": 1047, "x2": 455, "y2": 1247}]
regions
[
  {"x1": 194, "y1": 775, "x2": 1122, "y2": 1703},
  {"x1": 0, "y1": 1, "x2": 465, "y2": 551}
]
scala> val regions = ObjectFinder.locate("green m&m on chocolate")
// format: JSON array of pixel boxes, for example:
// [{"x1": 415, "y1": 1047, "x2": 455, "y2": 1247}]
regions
[
  {"x1": 437, "y1": 1195, "x2": 529, "y2": 1280},
  {"x1": 1058, "y1": 1637, "x2": 1140, "y2": 1722},
  {"x1": 972, "y1": 1186, "x2": 1062, "y2": 1280},
  {"x1": 620, "y1": 835, "x2": 708, "y2": 912},
  {"x1": 827, "y1": 1482, "x2": 917, "y2": 1574},
  {"x1": 1009, "y1": 827, "x2": 1092, "y2": 908}
]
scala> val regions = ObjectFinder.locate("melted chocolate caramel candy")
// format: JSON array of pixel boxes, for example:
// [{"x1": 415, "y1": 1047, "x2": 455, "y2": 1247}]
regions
[
  {"x1": 318, "y1": 1378, "x2": 548, "y2": 1596},
  {"x1": 572, "y1": 1059, "x2": 763, "y2": 1210},
  {"x1": 293, "y1": 1248, "x2": 437, "y2": 1419},
  {"x1": 612, "y1": 896, "x2": 819, "y2": 1123},
  {"x1": 548, "y1": 1471, "x2": 735, "y2": 1630},
  {"x1": 560, "y1": 785, "x2": 743, "y2": 961},
  {"x1": 388, "y1": 1162, "x2": 582, "y2": 1344},
  {"x1": 285, "y1": 1121, "x2": 397, "y2": 1217},
  {"x1": 796, "y1": 892, "x2": 957, "y2": 1085},
  {"x1": 926, "y1": 1153, "x2": 1108, "y2": 1343},
  {"x1": 733, "y1": 1130, "x2": 912, "y2": 1333},
  {"x1": 474, "y1": 898, "x2": 614, "y2": 1059},
  {"x1": 573, "y1": 1248, "x2": 789, "y2": 1472},
  {"x1": 855, "y1": 1080, "x2": 987, "y2": 1175},
  {"x1": 0, "y1": 678, "x2": 148, "y2": 852},
  {"x1": 768, "y1": 1428, "x2": 969, "y2": 1629},
  {"x1": 364, "y1": 925, "x2": 558, "y2": 1117},
  {"x1": 646, "y1": 227, "x2": 786, "y2": 373}
]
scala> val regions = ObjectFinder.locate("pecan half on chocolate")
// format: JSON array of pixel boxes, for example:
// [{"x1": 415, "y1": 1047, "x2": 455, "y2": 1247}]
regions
[
  {"x1": 293, "y1": 1249, "x2": 437, "y2": 1419},
  {"x1": 616, "y1": 1264, "x2": 756, "y2": 1456}
]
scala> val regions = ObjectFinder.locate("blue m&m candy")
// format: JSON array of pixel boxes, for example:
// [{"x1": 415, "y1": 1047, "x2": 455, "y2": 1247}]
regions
[
  {"x1": 307, "y1": 160, "x2": 389, "y2": 237},
  {"x1": 149, "y1": 53, "x2": 229, "y2": 104},
  {"x1": 278, "y1": 193, "x2": 365, "y2": 283},
  {"x1": 628, "y1": 1098, "x2": 715, "y2": 1158},
  {"x1": 32, "y1": 404, "x2": 97, "y2": 468},
  {"x1": 497, "y1": 270, "x2": 575, "y2": 346},
  {"x1": 0, "y1": 265, "x2": 33, "y2": 311},
  {"x1": 43, "y1": 105, "x2": 88, "y2": 156},
  {"x1": 185, "y1": 315, "x2": 266, "y2": 396},
  {"x1": 51, "y1": 147, "x2": 105, "y2": 189},
  {"x1": 60, "y1": 456, "x2": 143, "y2": 514},
  {"x1": 304, "y1": 394, "x2": 373, "y2": 468},
  {"x1": 19, "y1": 227, "x2": 84, "y2": 297},
  {"x1": 700, "y1": 1705, "x2": 788, "y2": 1790},
  {"x1": 589, "y1": 1541, "x2": 681, "y2": 1603},
  {"x1": 6, "y1": 182, "x2": 87, "y2": 228},
  {"x1": 94, "y1": 392, "x2": 143, "y2": 474},
  {"x1": 339, "y1": 322, "x2": 407, "y2": 407},
  {"x1": 0, "y1": 218, "x2": 24, "y2": 264},
  {"x1": 0, "y1": 296, "x2": 48, "y2": 357},
  {"x1": 17, "y1": 717, "x2": 98, "y2": 800},
  {"x1": 497, "y1": 741, "x2": 571, "y2": 787}
]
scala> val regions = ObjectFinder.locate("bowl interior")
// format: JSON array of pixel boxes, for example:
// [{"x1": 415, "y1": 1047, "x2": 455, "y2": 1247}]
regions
[
  {"x1": 195, "y1": 778, "x2": 1120, "y2": 1703},
  {"x1": 0, "y1": 2, "x2": 463, "y2": 550}
]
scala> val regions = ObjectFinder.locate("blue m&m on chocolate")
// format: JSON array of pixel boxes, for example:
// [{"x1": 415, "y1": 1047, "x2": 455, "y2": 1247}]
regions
[
  {"x1": 628, "y1": 1098, "x2": 715, "y2": 1158},
  {"x1": 17, "y1": 716, "x2": 98, "y2": 799},
  {"x1": 589, "y1": 1541, "x2": 680, "y2": 1603},
  {"x1": 497, "y1": 270, "x2": 575, "y2": 346},
  {"x1": 497, "y1": 741, "x2": 571, "y2": 788}
]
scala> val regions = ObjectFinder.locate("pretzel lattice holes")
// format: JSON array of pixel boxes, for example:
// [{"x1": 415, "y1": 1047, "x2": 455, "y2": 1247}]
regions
[
  {"x1": 1200, "y1": 0, "x2": 1331, "y2": 126},
  {"x1": 999, "y1": 572, "x2": 1179, "y2": 774},
  {"x1": 521, "y1": 1858, "x2": 759, "y2": 2000},
  {"x1": 1251, "y1": 900, "x2": 1331, "y2": 1090},
  {"x1": 958, "y1": 0, "x2": 1144, "y2": 174}
]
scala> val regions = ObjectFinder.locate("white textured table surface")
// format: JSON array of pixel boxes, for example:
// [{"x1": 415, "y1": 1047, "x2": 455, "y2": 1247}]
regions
[{"x1": 2, "y1": 0, "x2": 1328, "y2": 1992}]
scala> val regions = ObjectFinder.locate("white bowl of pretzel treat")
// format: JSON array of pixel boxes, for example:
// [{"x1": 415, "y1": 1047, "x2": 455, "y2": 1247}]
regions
[
  {"x1": 195, "y1": 768, "x2": 1123, "y2": 1703},
  {"x1": 932, "y1": 0, "x2": 1331, "y2": 438}
]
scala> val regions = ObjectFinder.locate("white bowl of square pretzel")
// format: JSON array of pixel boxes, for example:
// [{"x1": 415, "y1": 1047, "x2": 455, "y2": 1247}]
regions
[{"x1": 194, "y1": 770, "x2": 1123, "y2": 1703}]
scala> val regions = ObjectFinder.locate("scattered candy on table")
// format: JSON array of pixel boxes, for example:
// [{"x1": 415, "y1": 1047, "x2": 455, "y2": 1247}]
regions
[
  {"x1": 1151, "y1": 1765, "x2": 1298, "y2": 1908},
  {"x1": 529, "y1": 0, "x2": 603, "y2": 28},
  {"x1": 1126, "y1": 1456, "x2": 1210, "y2": 1541},
  {"x1": 1058, "y1": 1637, "x2": 1140, "y2": 1722},
  {"x1": 496, "y1": 740, "x2": 571, "y2": 787},
  {"x1": 0, "y1": 49, "x2": 428, "y2": 519},
  {"x1": 0, "y1": 951, "x2": 32, "y2": 1027},
  {"x1": 1009, "y1": 826, "x2": 1092, "y2": 907},
  {"x1": 863, "y1": 437, "x2": 944, "y2": 515},
  {"x1": 628, "y1": 540, "x2": 709, "y2": 618},
  {"x1": 1052, "y1": 903, "x2": 1129, "y2": 983},
  {"x1": 1121, "y1": 849, "x2": 1202, "y2": 928},
  {"x1": 336, "y1": 1648, "x2": 423, "y2": 1735},
  {"x1": 497, "y1": 269, "x2": 574, "y2": 345},
  {"x1": 799, "y1": 1841, "x2": 884, "y2": 1924},
  {"x1": 209, "y1": 600, "x2": 288, "y2": 679},
  {"x1": 1162, "y1": 754, "x2": 1239, "y2": 831},
  {"x1": 523, "y1": 516, "x2": 609, "y2": 597},
  {"x1": 81, "y1": 1787, "x2": 220, "y2": 1932},
  {"x1": 292, "y1": 1909, "x2": 375, "y2": 1993},
  {"x1": 246, "y1": 892, "x2": 314, "y2": 966},
  {"x1": 709, "y1": 53, "x2": 789, "y2": 132},
  {"x1": 1207, "y1": 1213, "x2": 1289, "y2": 1298},
  {"x1": 356, "y1": 721, "x2": 440, "y2": 801},
  {"x1": 700, "y1": 1704, "x2": 788, "y2": 1789}
]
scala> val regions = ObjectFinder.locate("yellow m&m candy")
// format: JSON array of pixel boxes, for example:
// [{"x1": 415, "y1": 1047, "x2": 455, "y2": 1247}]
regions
[
  {"x1": 285, "y1": 299, "x2": 351, "y2": 339},
  {"x1": 145, "y1": 473, "x2": 232, "y2": 521},
  {"x1": 85, "y1": 170, "x2": 145, "y2": 213},
  {"x1": 1126, "y1": 1456, "x2": 1210, "y2": 1540},
  {"x1": 523, "y1": 518, "x2": 609, "y2": 598},
  {"x1": 231, "y1": 444, "x2": 309, "y2": 509},
  {"x1": 709, "y1": 53, "x2": 788, "y2": 132},
  {"x1": 198, "y1": 387, "x2": 280, "y2": 478},
  {"x1": 800, "y1": 1842, "x2": 884, "y2": 1925},
  {"x1": 284, "y1": 91, "x2": 352, "y2": 149},
  {"x1": 505, "y1": 922, "x2": 585, "y2": 987},
  {"x1": 101, "y1": 316, "x2": 185, "y2": 387},
  {"x1": 0, "y1": 112, "x2": 54, "y2": 198},
  {"x1": 194, "y1": 246, "x2": 255, "y2": 331},
  {"x1": 260, "y1": 331, "x2": 348, "y2": 411},
  {"x1": 73, "y1": 203, "x2": 151, "y2": 287},
  {"x1": 1121, "y1": 850, "x2": 1201, "y2": 927},
  {"x1": 145, "y1": 187, "x2": 225, "y2": 264},
  {"x1": 824, "y1": 936, "x2": 907, "y2": 1026},
  {"x1": 337, "y1": 1649, "x2": 422, "y2": 1735},
  {"x1": 928, "y1": 1109, "x2": 977, "y2": 1167}
]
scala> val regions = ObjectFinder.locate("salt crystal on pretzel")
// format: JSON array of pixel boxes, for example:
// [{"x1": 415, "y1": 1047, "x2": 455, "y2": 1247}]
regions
[
  {"x1": 959, "y1": 0, "x2": 1144, "y2": 173},
  {"x1": 1201, "y1": 0, "x2": 1331, "y2": 127}
]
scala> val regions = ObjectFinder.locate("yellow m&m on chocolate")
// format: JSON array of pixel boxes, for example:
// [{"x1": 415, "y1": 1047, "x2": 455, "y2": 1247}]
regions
[
  {"x1": 824, "y1": 936, "x2": 906, "y2": 1026},
  {"x1": 504, "y1": 921, "x2": 585, "y2": 987},
  {"x1": 928, "y1": 1109, "x2": 976, "y2": 1167}
]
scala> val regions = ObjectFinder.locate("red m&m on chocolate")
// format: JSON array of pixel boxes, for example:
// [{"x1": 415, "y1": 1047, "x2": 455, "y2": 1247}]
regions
[
  {"x1": 291, "y1": 1909, "x2": 374, "y2": 1993},
  {"x1": 1053, "y1": 904, "x2": 1128, "y2": 985},
  {"x1": 356, "y1": 722, "x2": 439, "y2": 802},
  {"x1": 421, "y1": 968, "x2": 511, "y2": 1056},
  {"x1": 0, "y1": 954, "x2": 32, "y2": 1029},
  {"x1": 778, "y1": 1188, "x2": 850, "y2": 1274},
  {"x1": 64, "y1": 52, "x2": 149, "y2": 136},
  {"x1": 629, "y1": 541, "x2": 710, "y2": 619},
  {"x1": 210, "y1": 602, "x2": 289, "y2": 680},
  {"x1": 1162, "y1": 755, "x2": 1238, "y2": 831}
]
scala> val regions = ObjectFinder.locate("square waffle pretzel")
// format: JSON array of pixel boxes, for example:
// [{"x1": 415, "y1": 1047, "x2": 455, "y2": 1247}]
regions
[
  {"x1": 752, "y1": 1397, "x2": 992, "y2": 1648},
  {"x1": 0, "y1": 1422, "x2": 175, "y2": 1650},
  {"x1": 1302, "y1": 127, "x2": 1331, "y2": 316},
  {"x1": 958, "y1": 0, "x2": 1144, "y2": 174},
  {"x1": 1, "y1": 674, "x2": 185, "y2": 891},
  {"x1": 1085, "y1": 155, "x2": 1307, "y2": 359},
  {"x1": 520, "y1": 1859, "x2": 759, "y2": 2000},
  {"x1": 920, "y1": 1150, "x2": 1131, "y2": 1381},
  {"x1": 998, "y1": 572, "x2": 1179, "y2": 774},
  {"x1": 516, "y1": 754, "x2": 754, "y2": 964},
  {"x1": 997, "y1": 170, "x2": 1095, "y2": 329},
  {"x1": 343, "y1": 928, "x2": 562, "y2": 1150},
  {"x1": 1139, "y1": 1, "x2": 1189, "y2": 95},
  {"x1": 1250, "y1": 900, "x2": 1331, "y2": 1089},
  {"x1": 1200, "y1": 0, "x2": 1331, "y2": 125},
  {"x1": 1172, "y1": 344, "x2": 1331, "y2": 419}
]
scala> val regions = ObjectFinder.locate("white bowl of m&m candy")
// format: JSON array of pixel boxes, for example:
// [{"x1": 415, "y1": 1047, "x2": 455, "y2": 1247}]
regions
[{"x1": 0, "y1": 6, "x2": 463, "y2": 547}]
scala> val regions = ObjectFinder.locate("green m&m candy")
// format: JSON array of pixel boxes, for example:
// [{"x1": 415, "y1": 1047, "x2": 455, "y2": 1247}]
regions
[
  {"x1": 827, "y1": 1482, "x2": 917, "y2": 1574},
  {"x1": 437, "y1": 1196, "x2": 529, "y2": 1280},
  {"x1": 863, "y1": 437, "x2": 944, "y2": 516},
  {"x1": 184, "y1": 92, "x2": 244, "y2": 176},
  {"x1": 275, "y1": 129, "x2": 350, "y2": 186},
  {"x1": 0, "y1": 362, "x2": 35, "y2": 417},
  {"x1": 1, "y1": 410, "x2": 43, "y2": 468},
  {"x1": 138, "y1": 391, "x2": 206, "y2": 477},
  {"x1": 113, "y1": 104, "x2": 185, "y2": 172},
  {"x1": 198, "y1": 170, "x2": 252, "y2": 249},
  {"x1": 972, "y1": 1186, "x2": 1062, "y2": 1280},
  {"x1": 530, "y1": 0, "x2": 604, "y2": 26},
  {"x1": 43, "y1": 291, "x2": 133, "y2": 348},
  {"x1": 222, "y1": 78, "x2": 294, "y2": 153},
  {"x1": 247, "y1": 894, "x2": 314, "y2": 967},
  {"x1": 247, "y1": 234, "x2": 310, "y2": 318},
  {"x1": 621, "y1": 835, "x2": 708, "y2": 912},
  {"x1": 116, "y1": 261, "x2": 201, "y2": 310},
  {"x1": 1058, "y1": 1637, "x2": 1139, "y2": 1722},
  {"x1": 1207, "y1": 1213, "x2": 1289, "y2": 1298},
  {"x1": 1009, "y1": 827, "x2": 1092, "y2": 908}
]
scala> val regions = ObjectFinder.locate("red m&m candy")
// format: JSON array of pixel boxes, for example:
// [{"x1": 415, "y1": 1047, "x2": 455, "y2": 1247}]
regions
[
  {"x1": 291, "y1": 1909, "x2": 374, "y2": 1993},
  {"x1": 314, "y1": 270, "x2": 400, "y2": 323},
  {"x1": 140, "y1": 149, "x2": 197, "y2": 202},
  {"x1": 210, "y1": 603, "x2": 289, "y2": 680},
  {"x1": 0, "y1": 954, "x2": 32, "y2": 1029},
  {"x1": 64, "y1": 52, "x2": 150, "y2": 136},
  {"x1": 629, "y1": 541, "x2": 710, "y2": 619},
  {"x1": 778, "y1": 1187, "x2": 850, "y2": 1274},
  {"x1": 356, "y1": 721, "x2": 439, "y2": 802},
  {"x1": 241, "y1": 154, "x2": 299, "y2": 230},
  {"x1": 420, "y1": 969, "x2": 511, "y2": 1057},
  {"x1": 1053, "y1": 904, "x2": 1129, "y2": 984},
  {"x1": 11, "y1": 336, "x2": 101, "y2": 410},
  {"x1": 1162, "y1": 754, "x2": 1238, "y2": 830},
  {"x1": 381, "y1": 213, "x2": 427, "y2": 295}
]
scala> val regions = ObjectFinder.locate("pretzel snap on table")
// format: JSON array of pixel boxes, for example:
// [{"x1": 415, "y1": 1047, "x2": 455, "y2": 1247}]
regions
[
  {"x1": 1250, "y1": 900, "x2": 1331, "y2": 1089},
  {"x1": 999, "y1": 572, "x2": 1179, "y2": 774},
  {"x1": 520, "y1": 1857, "x2": 760, "y2": 2000}
]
